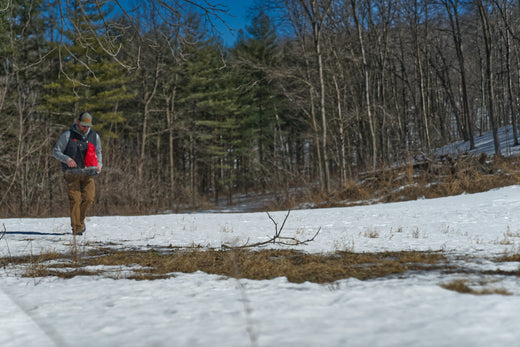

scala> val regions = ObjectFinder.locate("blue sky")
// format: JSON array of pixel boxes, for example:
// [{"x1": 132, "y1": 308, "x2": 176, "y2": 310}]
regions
[
  {"x1": 117, "y1": 0, "x2": 256, "y2": 46},
  {"x1": 212, "y1": 0, "x2": 255, "y2": 46}
]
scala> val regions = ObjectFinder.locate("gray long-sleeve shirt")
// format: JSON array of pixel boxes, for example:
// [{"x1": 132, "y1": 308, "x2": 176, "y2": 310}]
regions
[{"x1": 53, "y1": 125, "x2": 103, "y2": 169}]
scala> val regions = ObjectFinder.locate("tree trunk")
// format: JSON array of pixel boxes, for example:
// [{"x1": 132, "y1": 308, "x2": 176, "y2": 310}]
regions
[
  {"x1": 138, "y1": 55, "x2": 161, "y2": 182},
  {"x1": 298, "y1": 0, "x2": 332, "y2": 192},
  {"x1": 505, "y1": 22, "x2": 519, "y2": 146},
  {"x1": 352, "y1": 0, "x2": 377, "y2": 169},
  {"x1": 332, "y1": 74, "x2": 347, "y2": 185},
  {"x1": 478, "y1": 1, "x2": 501, "y2": 156},
  {"x1": 165, "y1": 83, "x2": 177, "y2": 206},
  {"x1": 444, "y1": 0, "x2": 475, "y2": 148}
]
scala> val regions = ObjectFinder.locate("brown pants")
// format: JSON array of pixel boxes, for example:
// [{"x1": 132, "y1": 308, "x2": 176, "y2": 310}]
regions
[{"x1": 64, "y1": 173, "x2": 95, "y2": 233}]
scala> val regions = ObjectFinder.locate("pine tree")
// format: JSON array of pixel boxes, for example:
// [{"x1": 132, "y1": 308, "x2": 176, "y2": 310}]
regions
[
  {"x1": 232, "y1": 10, "x2": 288, "y2": 190},
  {"x1": 0, "y1": 0, "x2": 11, "y2": 115},
  {"x1": 178, "y1": 37, "x2": 244, "y2": 204},
  {"x1": 43, "y1": 0, "x2": 133, "y2": 136}
]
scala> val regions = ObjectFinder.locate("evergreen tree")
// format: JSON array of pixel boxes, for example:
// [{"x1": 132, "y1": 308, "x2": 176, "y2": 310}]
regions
[
  {"x1": 178, "y1": 37, "x2": 243, "y2": 204},
  {"x1": 43, "y1": 0, "x2": 133, "y2": 136},
  {"x1": 0, "y1": 0, "x2": 11, "y2": 115},
  {"x1": 232, "y1": 10, "x2": 289, "y2": 189}
]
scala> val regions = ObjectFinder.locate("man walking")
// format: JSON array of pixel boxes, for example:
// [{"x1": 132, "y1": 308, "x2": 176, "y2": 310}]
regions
[{"x1": 53, "y1": 112, "x2": 102, "y2": 235}]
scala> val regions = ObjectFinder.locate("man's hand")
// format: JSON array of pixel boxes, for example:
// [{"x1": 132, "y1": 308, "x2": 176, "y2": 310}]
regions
[
  {"x1": 97, "y1": 165, "x2": 102, "y2": 173},
  {"x1": 66, "y1": 158, "x2": 77, "y2": 168}
]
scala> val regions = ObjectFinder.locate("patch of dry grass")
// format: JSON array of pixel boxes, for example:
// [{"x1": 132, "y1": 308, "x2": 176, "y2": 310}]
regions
[
  {"x1": 1, "y1": 251, "x2": 64, "y2": 269},
  {"x1": 8, "y1": 248, "x2": 447, "y2": 283},
  {"x1": 4, "y1": 242, "x2": 520, "y2": 297},
  {"x1": 441, "y1": 279, "x2": 512, "y2": 296},
  {"x1": 496, "y1": 253, "x2": 520, "y2": 262}
]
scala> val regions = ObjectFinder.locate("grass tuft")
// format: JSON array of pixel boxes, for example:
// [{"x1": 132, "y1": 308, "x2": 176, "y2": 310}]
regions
[{"x1": 441, "y1": 279, "x2": 512, "y2": 296}]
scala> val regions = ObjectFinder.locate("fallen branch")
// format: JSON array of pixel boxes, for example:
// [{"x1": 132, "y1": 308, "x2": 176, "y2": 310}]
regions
[{"x1": 222, "y1": 210, "x2": 321, "y2": 249}]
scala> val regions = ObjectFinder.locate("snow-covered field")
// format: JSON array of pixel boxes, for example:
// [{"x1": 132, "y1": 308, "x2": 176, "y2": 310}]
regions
[{"x1": 2, "y1": 185, "x2": 520, "y2": 347}]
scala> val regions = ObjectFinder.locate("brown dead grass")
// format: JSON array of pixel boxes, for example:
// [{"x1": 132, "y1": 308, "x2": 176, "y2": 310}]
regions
[
  {"x1": 496, "y1": 253, "x2": 520, "y2": 262},
  {"x1": 0, "y1": 251, "x2": 64, "y2": 268},
  {"x1": 13, "y1": 248, "x2": 447, "y2": 283},
  {"x1": 441, "y1": 279, "x2": 512, "y2": 296},
  {"x1": 5, "y1": 247, "x2": 520, "y2": 296}
]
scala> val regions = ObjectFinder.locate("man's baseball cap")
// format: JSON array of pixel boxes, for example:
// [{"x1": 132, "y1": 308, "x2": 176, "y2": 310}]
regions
[{"x1": 79, "y1": 112, "x2": 93, "y2": 126}]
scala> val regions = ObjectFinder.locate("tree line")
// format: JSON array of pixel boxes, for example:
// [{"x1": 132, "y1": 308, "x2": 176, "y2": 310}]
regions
[{"x1": 1, "y1": 0, "x2": 520, "y2": 217}]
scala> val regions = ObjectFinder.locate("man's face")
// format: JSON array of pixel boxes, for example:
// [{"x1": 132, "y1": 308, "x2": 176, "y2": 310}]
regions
[{"x1": 77, "y1": 120, "x2": 90, "y2": 133}]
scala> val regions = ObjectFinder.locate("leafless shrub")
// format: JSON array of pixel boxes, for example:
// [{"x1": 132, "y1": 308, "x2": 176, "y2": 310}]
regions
[{"x1": 222, "y1": 210, "x2": 321, "y2": 249}]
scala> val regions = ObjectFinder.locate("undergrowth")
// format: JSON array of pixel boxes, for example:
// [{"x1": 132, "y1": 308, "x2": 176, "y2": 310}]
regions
[{"x1": 269, "y1": 154, "x2": 520, "y2": 210}]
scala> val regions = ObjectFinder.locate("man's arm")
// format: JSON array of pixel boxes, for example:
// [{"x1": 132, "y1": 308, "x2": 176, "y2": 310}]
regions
[
  {"x1": 53, "y1": 131, "x2": 78, "y2": 168},
  {"x1": 52, "y1": 131, "x2": 71, "y2": 164},
  {"x1": 95, "y1": 133, "x2": 102, "y2": 172}
]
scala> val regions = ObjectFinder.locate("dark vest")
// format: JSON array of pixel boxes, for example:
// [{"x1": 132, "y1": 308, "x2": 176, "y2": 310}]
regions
[{"x1": 62, "y1": 127, "x2": 98, "y2": 171}]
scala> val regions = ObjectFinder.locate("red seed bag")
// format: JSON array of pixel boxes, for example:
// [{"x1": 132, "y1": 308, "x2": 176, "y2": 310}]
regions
[{"x1": 84, "y1": 142, "x2": 98, "y2": 167}]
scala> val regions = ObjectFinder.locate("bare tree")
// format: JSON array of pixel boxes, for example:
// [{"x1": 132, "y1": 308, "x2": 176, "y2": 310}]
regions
[
  {"x1": 477, "y1": 0, "x2": 501, "y2": 156},
  {"x1": 284, "y1": 0, "x2": 333, "y2": 192},
  {"x1": 351, "y1": 0, "x2": 378, "y2": 169},
  {"x1": 442, "y1": 0, "x2": 476, "y2": 149}
]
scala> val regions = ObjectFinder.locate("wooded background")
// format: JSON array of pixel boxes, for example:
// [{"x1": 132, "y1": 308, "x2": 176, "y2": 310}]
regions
[{"x1": 1, "y1": 0, "x2": 520, "y2": 217}]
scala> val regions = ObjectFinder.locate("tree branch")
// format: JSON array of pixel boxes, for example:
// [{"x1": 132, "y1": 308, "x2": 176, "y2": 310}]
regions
[{"x1": 222, "y1": 210, "x2": 321, "y2": 249}]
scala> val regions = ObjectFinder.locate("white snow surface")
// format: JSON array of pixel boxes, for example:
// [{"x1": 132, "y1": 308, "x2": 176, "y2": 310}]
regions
[{"x1": 2, "y1": 186, "x2": 520, "y2": 346}]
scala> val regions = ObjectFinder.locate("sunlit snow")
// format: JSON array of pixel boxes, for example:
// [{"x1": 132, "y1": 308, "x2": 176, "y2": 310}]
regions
[{"x1": 2, "y1": 185, "x2": 520, "y2": 346}]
